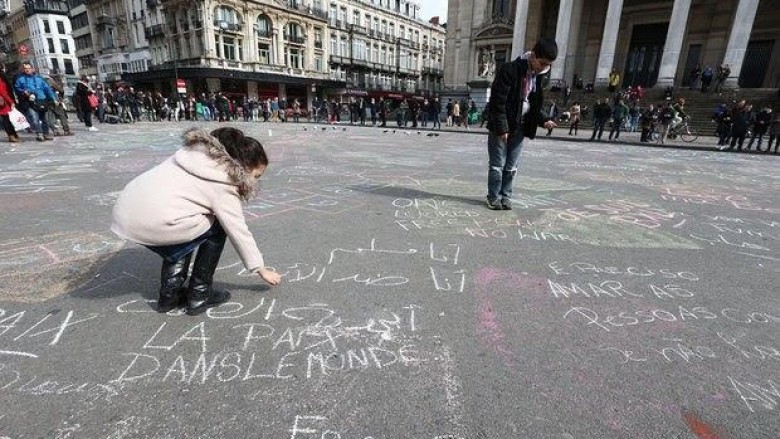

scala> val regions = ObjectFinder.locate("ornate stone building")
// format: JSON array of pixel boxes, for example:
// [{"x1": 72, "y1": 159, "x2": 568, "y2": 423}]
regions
[
  {"x1": 445, "y1": 0, "x2": 780, "y2": 95},
  {"x1": 124, "y1": 0, "x2": 446, "y2": 103}
]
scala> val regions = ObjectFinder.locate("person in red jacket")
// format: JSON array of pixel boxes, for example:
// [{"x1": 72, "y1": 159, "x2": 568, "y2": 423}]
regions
[{"x1": 0, "y1": 65, "x2": 21, "y2": 142}]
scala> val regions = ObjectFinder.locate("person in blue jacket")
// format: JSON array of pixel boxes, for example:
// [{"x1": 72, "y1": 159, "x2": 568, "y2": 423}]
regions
[{"x1": 14, "y1": 62, "x2": 56, "y2": 141}]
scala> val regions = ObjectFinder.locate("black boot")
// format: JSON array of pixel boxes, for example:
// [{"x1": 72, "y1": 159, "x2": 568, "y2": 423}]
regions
[
  {"x1": 186, "y1": 231, "x2": 230, "y2": 316},
  {"x1": 158, "y1": 254, "x2": 192, "y2": 313}
]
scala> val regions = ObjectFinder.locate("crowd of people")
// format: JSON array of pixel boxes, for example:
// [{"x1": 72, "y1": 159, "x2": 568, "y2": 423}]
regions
[
  {"x1": 0, "y1": 62, "x2": 81, "y2": 142},
  {"x1": 1, "y1": 61, "x2": 776, "y2": 154},
  {"x1": 540, "y1": 83, "x2": 780, "y2": 153}
]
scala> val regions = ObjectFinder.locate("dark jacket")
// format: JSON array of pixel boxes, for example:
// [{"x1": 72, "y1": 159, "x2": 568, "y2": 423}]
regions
[
  {"x1": 753, "y1": 110, "x2": 771, "y2": 134},
  {"x1": 75, "y1": 81, "x2": 92, "y2": 110},
  {"x1": 485, "y1": 57, "x2": 550, "y2": 139},
  {"x1": 594, "y1": 102, "x2": 611, "y2": 120}
]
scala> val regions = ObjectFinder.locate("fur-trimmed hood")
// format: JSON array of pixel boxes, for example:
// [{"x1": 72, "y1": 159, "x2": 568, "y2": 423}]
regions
[{"x1": 176, "y1": 128, "x2": 255, "y2": 200}]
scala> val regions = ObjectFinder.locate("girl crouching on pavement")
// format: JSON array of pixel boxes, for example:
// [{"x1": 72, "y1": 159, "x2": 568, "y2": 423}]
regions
[{"x1": 111, "y1": 127, "x2": 281, "y2": 315}]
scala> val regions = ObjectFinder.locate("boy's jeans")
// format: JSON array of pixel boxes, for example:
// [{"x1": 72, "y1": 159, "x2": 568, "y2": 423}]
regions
[
  {"x1": 487, "y1": 131, "x2": 525, "y2": 202},
  {"x1": 25, "y1": 106, "x2": 50, "y2": 135}
]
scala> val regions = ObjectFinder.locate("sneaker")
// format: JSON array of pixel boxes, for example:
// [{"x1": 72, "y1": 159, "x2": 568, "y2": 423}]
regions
[
  {"x1": 486, "y1": 199, "x2": 502, "y2": 210},
  {"x1": 43, "y1": 135, "x2": 54, "y2": 141},
  {"x1": 501, "y1": 199, "x2": 513, "y2": 210},
  {"x1": 88, "y1": 126, "x2": 99, "y2": 132},
  {"x1": 36, "y1": 134, "x2": 45, "y2": 141}
]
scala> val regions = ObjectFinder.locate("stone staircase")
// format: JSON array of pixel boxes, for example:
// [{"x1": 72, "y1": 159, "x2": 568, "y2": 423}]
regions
[{"x1": 547, "y1": 87, "x2": 780, "y2": 136}]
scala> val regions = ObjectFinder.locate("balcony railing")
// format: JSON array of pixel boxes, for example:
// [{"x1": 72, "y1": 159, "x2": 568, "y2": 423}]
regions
[
  {"x1": 285, "y1": 35, "x2": 306, "y2": 45},
  {"x1": 144, "y1": 24, "x2": 165, "y2": 39},
  {"x1": 214, "y1": 20, "x2": 242, "y2": 32},
  {"x1": 349, "y1": 24, "x2": 367, "y2": 34},
  {"x1": 423, "y1": 66, "x2": 444, "y2": 76},
  {"x1": 330, "y1": 55, "x2": 351, "y2": 65},
  {"x1": 96, "y1": 14, "x2": 118, "y2": 27}
]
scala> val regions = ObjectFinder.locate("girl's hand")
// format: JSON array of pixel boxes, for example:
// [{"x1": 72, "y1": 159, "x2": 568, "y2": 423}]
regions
[{"x1": 258, "y1": 268, "x2": 281, "y2": 286}]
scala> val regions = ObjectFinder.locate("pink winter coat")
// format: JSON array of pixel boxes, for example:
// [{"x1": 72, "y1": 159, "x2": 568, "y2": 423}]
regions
[{"x1": 111, "y1": 129, "x2": 265, "y2": 271}]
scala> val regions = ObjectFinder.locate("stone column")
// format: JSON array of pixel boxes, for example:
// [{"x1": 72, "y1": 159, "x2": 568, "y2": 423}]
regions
[
  {"x1": 511, "y1": 0, "x2": 530, "y2": 59},
  {"x1": 549, "y1": 0, "x2": 575, "y2": 82},
  {"x1": 563, "y1": 0, "x2": 584, "y2": 81},
  {"x1": 595, "y1": 0, "x2": 624, "y2": 87},
  {"x1": 656, "y1": 0, "x2": 692, "y2": 87},
  {"x1": 722, "y1": 0, "x2": 759, "y2": 88}
]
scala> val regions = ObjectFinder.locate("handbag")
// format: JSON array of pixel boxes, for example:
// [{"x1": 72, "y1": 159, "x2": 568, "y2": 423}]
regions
[
  {"x1": 8, "y1": 107, "x2": 30, "y2": 131},
  {"x1": 88, "y1": 93, "x2": 99, "y2": 108}
]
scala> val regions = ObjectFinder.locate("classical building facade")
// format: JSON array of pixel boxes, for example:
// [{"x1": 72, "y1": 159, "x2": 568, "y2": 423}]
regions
[
  {"x1": 445, "y1": 0, "x2": 779, "y2": 93},
  {"x1": 124, "y1": 0, "x2": 445, "y2": 103}
]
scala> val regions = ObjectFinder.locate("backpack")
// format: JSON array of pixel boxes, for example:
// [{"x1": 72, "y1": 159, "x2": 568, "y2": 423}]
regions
[{"x1": 87, "y1": 93, "x2": 99, "y2": 108}]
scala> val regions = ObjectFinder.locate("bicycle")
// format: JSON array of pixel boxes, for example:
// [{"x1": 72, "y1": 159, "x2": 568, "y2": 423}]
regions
[{"x1": 666, "y1": 118, "x2": 700, "y2": 142}]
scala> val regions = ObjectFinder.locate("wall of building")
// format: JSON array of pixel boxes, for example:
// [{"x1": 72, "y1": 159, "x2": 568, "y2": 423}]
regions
[{"x1": 445, "y1": 0, "x2": 780, "y2": 90}]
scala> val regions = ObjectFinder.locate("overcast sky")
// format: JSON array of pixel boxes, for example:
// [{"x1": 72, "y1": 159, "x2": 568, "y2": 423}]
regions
[{"x1": 419, "y1": 0, "x2": 448, "y2": 22}]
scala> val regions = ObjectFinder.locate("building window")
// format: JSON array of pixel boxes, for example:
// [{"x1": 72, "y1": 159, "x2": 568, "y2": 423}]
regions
[
  {"x1": 222, "y1": 36, "x2": 241, "y2": 60},
  {"x1": 330, "y1": 35, "x2": 337, "y2": 54},
  {"x1": 43, "y1": 20, "x2": 50, "y2": 34},
  {"x1": 56, "y1": 21, "x2": 65, "y2": 34},
  {"x1": 214, "y1": 6, "x2": 241, "y2": 29},
  {"x1": 287, "y1": 47, "x2": 304, "y2": 69},
  {"x1": 339, "y1": 38, "x2": 347, "y2": 57},
  {"x1": 256, "y1": 15, "x2": 272, "y2": 38},
  {"x1": 71, "y1": 13, "x2": 88, "y2": 31},
  {"x1": 258, "y1": 42, "x2": 271, "y2": 64},
  {"x1": 493, "y1": 0, "x2": 510, "y2": 17},
  {"x1": 353, "y1": 39, "x2": 366, "y2": 60},
  {"x1": 60, "y1": 39, "x2": 69, "y2": 54},
  {"x1": 75, "y1": 35, "x2": 92, "y2": 50},
  {"x1": 102, "y1": 28, "x2": 115, "y2": 49},
  {"x1": 315, "y1": 54, "x2": 322, "y2": 71},
  {"x1": 64, "y1": 59, "x2": 74, "y2": 74},
  {"x1": 50, "y1": 58, "x2": 59, "y2": 72},
  {"x1": 286, "y1": 22, "x2": 305, "y2": 44},
  {"x1": 47, "y1": 38, "x2": 55, "y2": 53},
  {"x1": 314, "y1": 27, "x2": 323, "y2": 49}
]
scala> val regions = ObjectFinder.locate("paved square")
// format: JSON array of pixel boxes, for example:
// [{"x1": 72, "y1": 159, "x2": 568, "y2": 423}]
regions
[{"x1": 0, "y1": 122, "x2": 777, "y2": 438}]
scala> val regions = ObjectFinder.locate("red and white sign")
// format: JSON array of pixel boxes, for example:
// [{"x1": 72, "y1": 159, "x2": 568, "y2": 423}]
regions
[{"x1": 176, "y1": 79, "x2": 186, "y2": 94}]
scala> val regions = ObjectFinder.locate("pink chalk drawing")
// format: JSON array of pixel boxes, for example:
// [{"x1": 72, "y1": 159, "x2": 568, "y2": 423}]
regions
[{"x1": 473, "y1": 267, "x2": 549, "y2": 368}]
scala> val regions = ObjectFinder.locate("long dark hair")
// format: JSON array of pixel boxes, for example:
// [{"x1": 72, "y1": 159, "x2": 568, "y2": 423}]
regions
[{"x1": 210, "y1": 127, "x2": 268, "y2": 171}]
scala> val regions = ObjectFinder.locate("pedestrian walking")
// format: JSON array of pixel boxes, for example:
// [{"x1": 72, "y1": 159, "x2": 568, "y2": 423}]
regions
[
  {"x1": 701, "y1": 66, "x2": 714, "y2": 93},
  {"x1": 483, "y1": 38, "x2": 558, "y2": 210},
  {"x1": 14, "y1": 62, "x2": 56, "y2": 141},
  {"x1": 746, "y1": 106, "x2": 771, "y2": 152},
  {"x1": 0, "y1": 64, "x2": 21, "y2": 143},
  {"x1": 767, "y1": 113, "x2": 780, "y2": 154},
  {"x1": 714, "y1": 64, "x2": 730, "y2": 94},
  {"x1": 566, "y1": 102, "x2": 580, "y2": 136},
  {"x1": 75, "y1": 75, "x2": 99, "y2": 132},
  {"x1": 111, "y1": 127, "x2": 282, "y2": 315},
  {"x1": 589, "y1": 98, "x2": 610, "y2": 141},
  {"x1": 608, "y1": 98, "x2": 629, "y2": 141},
  {"x1": 430, "y1": 97, "x2": 441, "y2": 130}
]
